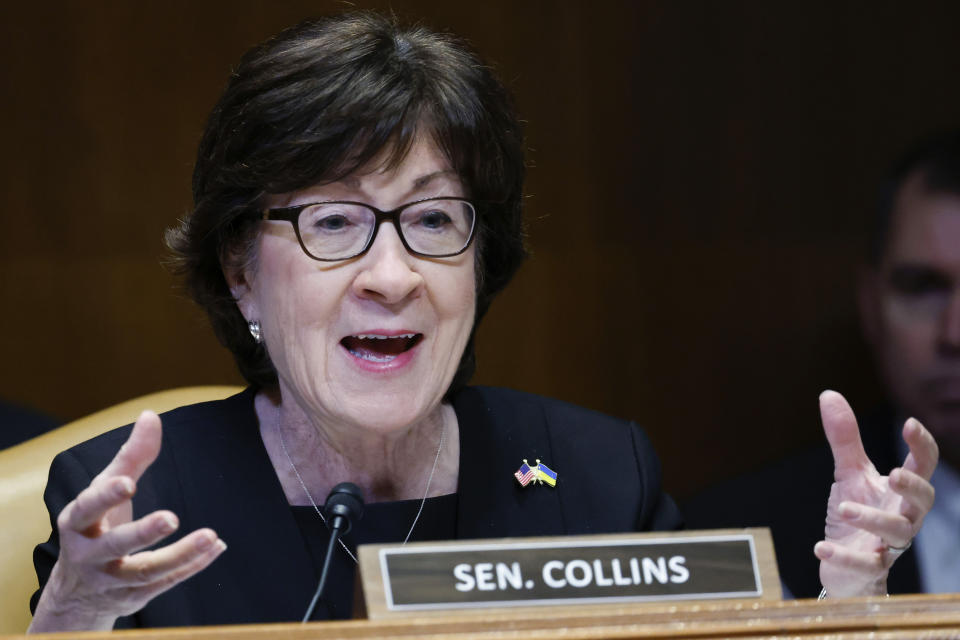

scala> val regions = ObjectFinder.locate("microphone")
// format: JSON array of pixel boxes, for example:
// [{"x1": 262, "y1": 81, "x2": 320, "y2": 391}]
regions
[{"x1": 302, "y1": 482, "x2": 365, "y2": 622}]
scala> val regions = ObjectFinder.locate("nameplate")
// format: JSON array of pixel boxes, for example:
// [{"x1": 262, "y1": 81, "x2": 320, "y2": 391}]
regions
[{"x1": 356, "y1": 528, "x2": 780, "y2": 618}]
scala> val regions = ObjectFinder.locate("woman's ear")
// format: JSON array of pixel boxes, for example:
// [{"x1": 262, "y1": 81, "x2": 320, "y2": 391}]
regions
[{"x1": 222, "y1": 252, "x2": 258, "y2": 322}]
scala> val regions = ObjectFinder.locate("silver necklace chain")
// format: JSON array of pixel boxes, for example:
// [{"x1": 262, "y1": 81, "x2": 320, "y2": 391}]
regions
[{"x1": 275, "y1": 408, "x2": 445, "y2": 564}]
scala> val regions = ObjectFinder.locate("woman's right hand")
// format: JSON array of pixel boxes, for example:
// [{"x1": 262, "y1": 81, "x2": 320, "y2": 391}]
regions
[{"x1": 28, "y1": 410, "x2": 227, "y2": 633}]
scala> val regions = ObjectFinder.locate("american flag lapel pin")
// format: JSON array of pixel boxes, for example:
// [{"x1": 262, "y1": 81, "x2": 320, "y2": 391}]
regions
[
  {"x1": 514, "y1": 459, "x2": 535, "y2": 487},
  {"x1": 514, "y1": 458, "x2": 557, "y2": 488}
]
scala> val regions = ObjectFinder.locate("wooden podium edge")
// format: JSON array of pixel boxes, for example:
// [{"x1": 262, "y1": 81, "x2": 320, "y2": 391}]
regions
[{"x1": 7, "y1": 593, "x2": 960, "y2": 639}]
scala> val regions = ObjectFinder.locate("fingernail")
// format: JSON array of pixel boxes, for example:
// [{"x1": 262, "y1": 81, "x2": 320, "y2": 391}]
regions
[
  {"x1": 160, "y1": 514, "x2": 178, "y2": 532},
  {"x1": 891, "y1": 468, "x2": 906, "y2": 486},
  {"x1": 839, "y1": 502, "x2": 858, "y2": 518},
  {"x1": 195, "y1": 532, "x2": 215, "y2": 551},
  {"x1": 214, "y1": 540, "x2": 227, "y2": 553},
  {"x1": 117, "y1": 478, "x2": 135, "y2": 496}
]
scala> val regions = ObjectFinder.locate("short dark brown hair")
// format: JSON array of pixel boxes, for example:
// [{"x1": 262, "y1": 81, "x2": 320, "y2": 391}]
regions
[
  {"x1": 869, "y1": 129, "x2": 960, "y2": 265},
  {"x1": 167, "y1": 11, "x2": 527, "y2": 393}
]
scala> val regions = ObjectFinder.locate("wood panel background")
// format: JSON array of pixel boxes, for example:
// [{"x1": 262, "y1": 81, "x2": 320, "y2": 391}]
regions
[{"x1": 2, "y1": 1, "x2": 959, "y2": 499}]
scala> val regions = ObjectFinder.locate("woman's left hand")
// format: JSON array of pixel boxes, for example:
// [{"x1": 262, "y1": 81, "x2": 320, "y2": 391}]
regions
[{"x1": 814, "y1": 390, "x2": 938, "y2": 598}]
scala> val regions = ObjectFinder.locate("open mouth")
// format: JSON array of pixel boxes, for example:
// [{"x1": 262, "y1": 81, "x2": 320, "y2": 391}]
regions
[{"x1": 340, "y1": 333, "x2": 423, "y2": 363}]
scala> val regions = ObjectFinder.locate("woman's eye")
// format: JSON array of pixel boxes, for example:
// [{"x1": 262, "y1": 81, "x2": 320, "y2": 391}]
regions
[
  {"x1": 313, "y1": 214, "x2": 350, "y2": 231},
  {"x1": 418, "y1": 210, "x2": 452, "y2": 229}
]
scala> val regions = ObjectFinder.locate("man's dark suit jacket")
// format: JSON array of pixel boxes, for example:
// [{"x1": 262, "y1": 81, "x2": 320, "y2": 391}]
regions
[
  {"x1": 32, "y1": 386, "x2": 681, "y2": 627},
  {"x1": 682, "y1": 413, "x2": 920, "y2": 598},
  {"x1": 1, "y1": 401, "x2": 60, "y2": 449}
]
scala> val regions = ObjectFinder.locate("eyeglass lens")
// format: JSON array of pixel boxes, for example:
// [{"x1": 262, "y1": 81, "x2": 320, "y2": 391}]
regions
[{"x1": 297, "y1": 199, "x2": 475, "y2": 259}]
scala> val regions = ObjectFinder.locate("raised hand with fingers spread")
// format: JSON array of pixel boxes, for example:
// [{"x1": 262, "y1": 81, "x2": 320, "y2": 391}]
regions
[
  {"x1": 815, "y1": 390, "x2": 938, "y2": 598},
  {"x1": 29, "y1": 411, "x2": 227, "y2": 632}
]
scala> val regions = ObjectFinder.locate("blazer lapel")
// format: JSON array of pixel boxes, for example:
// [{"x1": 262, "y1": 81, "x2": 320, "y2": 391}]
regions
[
  {"x1": 454, "y1": 387, "x2": 566, "y2": 539},
  {"x1": 164, "y1": 390, "x2": 319, "y2": 624}
]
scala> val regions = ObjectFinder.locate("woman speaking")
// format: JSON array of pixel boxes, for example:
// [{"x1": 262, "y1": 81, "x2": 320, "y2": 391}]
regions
[{"x1": 28, "y1": 11, "x2": 937, "y2": 631}]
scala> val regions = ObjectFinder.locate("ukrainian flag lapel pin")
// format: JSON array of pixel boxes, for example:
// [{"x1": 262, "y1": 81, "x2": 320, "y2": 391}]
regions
[
  {"x1": 534, "y1": 459, "x2": 558, "y2": 487},
  {"x1": 514, "y1": 458, "x2": 557, "y2": 488}
]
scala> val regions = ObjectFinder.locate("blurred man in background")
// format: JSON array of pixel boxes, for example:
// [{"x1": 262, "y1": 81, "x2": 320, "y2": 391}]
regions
[{"x1": 684, "y1": 130, "x2": 960, "y2": 596}]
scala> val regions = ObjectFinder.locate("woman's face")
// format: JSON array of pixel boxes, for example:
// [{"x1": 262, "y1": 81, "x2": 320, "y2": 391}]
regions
[{"x1": 231, "y1": 137, "x2": 476, "y2": 434}]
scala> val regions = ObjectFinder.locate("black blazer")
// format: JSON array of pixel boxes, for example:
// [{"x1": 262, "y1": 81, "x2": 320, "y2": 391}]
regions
[{"x1": 32, "y1": 386, "x2": 681, "y2": 627}]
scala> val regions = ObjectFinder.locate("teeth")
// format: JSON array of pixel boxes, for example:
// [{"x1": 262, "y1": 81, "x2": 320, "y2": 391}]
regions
[
  {"x1": 353, "y1": 333, "x2": 416, "y2": 340},
  {"x1": 350, "y1": 350, "x2": 397, "y2": 363}
]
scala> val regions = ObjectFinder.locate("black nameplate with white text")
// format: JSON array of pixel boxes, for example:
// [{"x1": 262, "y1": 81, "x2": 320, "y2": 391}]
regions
[{"x1": 375, "y1": 533, "x2": 764, "y2": 611}]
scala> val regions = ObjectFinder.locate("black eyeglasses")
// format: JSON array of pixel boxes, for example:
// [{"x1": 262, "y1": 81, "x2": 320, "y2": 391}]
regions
[{"x1": 263, "y1": 197, "x2": 477, "y2": 262}]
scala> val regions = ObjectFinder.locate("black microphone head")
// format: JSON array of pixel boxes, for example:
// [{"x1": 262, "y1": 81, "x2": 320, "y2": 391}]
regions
[{"x1": 323, "y1": 482, "x2": 364, "y2": 534}]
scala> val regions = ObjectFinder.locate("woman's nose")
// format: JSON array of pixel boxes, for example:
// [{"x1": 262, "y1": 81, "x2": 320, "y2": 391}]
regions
[{"x1": 352, "y1": 223, "x2": 424, "y2": 304}]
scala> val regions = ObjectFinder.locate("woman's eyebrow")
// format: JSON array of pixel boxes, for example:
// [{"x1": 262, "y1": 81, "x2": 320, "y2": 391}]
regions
[
  {"x1": 338, "y1": 170, "x2": 454, "y2": 194},
  {"x1": 411, "y1": 170, "x2": 457, "y2": 190},
  {"x1": 340, "y1": 176, "x2": 363, "y2": 189}
]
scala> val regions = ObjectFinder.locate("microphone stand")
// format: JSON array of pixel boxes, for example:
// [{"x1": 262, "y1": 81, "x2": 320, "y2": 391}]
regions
[
  {"x1": 303, "y1": 530, "x2": 342, "y2": 622},
  {"x1": 302, "y1": 482, "x2": 364, "y2": 622}
]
